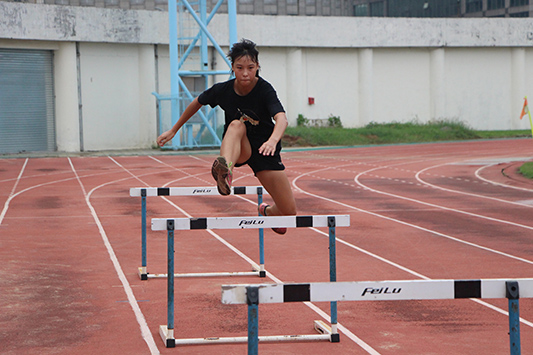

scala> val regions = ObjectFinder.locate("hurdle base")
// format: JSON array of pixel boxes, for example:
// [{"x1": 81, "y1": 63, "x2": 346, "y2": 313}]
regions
[
  {"x1": 158, "y1": 322, "x2": 333, "y2": 347},
  {"x1": 314, "y1": 320, "x2": 340, "y2": 342},
  {"x1": 159, "y1": 325, "x2": 176, "y2": 348},
  {"x1": 158, "y1": 333, "x2": 332, "y2": 346},
  {"x1": 140, "y1": 270, "x2": 261, "y2": 279},
  {"x1": 138, "y1": 267, "x2": 148, "y2": 280}
]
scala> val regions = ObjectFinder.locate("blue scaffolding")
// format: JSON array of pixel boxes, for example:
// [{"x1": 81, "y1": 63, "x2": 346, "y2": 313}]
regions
[{"x1": 155, "y1": 0, "x2": 238, "y2": 149}]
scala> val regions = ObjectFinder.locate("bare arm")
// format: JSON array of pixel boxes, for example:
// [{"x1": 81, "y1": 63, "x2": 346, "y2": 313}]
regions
[
  {"x1": 258, "y1": 112, "x2": 288, "y2": 156},
  {"x1": 156, "y1": 97, "x2": 203, "y2": 146}
]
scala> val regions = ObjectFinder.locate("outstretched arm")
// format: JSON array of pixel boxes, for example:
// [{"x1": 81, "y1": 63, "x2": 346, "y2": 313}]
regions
[
  {"x1": 258, "y1": 112, "x2": 288, "y2": 156},
  {"x1": 157, "y1": 97, "x2": 203, "y2": 146}
]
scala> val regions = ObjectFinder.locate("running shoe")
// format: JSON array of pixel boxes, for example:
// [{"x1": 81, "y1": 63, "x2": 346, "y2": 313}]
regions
[
  {"x1": 211, "y1": 156, "x2": 232, "y2": 196},
  {"x1": 258, "y1": 203, "x2": 287, "y2": 235}
]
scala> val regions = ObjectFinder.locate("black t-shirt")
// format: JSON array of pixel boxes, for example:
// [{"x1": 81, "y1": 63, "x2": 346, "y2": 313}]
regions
[{"x1": 198, "y1": 77, "x2": 285, "y2": 144}]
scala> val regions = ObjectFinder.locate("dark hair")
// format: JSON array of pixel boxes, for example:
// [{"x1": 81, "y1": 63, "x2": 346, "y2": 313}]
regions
[{"x1": 228, "y1": 39, "x2": 260, "y2": 77}]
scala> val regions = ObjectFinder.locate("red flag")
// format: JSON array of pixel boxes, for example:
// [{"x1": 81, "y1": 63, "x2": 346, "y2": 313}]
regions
[{"x1": 520, "y1": 97, "x2": 529, "y2": 120}]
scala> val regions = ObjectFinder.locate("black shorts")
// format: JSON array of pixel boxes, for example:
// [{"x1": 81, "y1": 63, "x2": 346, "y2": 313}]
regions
[{"x1": 235, "y1": 138, "x2": 285, "y2": 175}]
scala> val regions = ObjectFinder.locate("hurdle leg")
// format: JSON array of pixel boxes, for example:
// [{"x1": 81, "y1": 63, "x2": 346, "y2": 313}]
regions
[
  {"x1": 138, "y1": 189, "x2": 148, "y2": 280},
  {"x1": 506, "y1": 281, "x2": 521, "y2": 355},
  {"x1": 247, "y1": 286, "x2": 260, "y2": 355},
  {"x1": 328, "y1": 216, "x2": 340, "y2": 342},
  {"x1": 257, "y1": 187, "x2": 266, "y2": 278},
  {"x1": 160, "y1": 220, "x2": 176, "y2": 348}
]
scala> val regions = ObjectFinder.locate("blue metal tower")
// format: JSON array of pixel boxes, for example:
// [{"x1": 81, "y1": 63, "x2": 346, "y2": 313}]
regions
[{"x1": 154, "y1": 0, "x2": 238, "y2": 149}]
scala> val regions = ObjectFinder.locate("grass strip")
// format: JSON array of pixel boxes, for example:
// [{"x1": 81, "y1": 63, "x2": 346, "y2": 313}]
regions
[
  {"x1": 283, "y1": 120, "x2": 530, "y2": 147},
  {"x1": 519, "y1": 162, "x2": 533, "y2": 179}
]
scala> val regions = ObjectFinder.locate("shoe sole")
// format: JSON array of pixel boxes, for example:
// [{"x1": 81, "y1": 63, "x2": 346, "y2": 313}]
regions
[
  {"x1": 211, "y1": 157, "x2": 231, "y2": 196},
  {"x1": 272, "y1": 227, "x2": 287, "y2": 235}
]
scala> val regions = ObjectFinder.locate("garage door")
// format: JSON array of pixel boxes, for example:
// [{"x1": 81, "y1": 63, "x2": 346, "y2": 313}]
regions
[{"x1": 0, "y1": 49, "x2": 55, "y2": 154}]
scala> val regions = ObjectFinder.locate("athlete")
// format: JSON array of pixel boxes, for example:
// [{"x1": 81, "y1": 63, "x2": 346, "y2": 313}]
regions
[{"x1": 157, "y1": 39, "x2": 296, "y2": 234}]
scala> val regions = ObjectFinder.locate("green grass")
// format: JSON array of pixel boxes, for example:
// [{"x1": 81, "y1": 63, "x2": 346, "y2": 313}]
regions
[
  {"x1": 282, "y1": 119, "x2": 533, "y2": 179},
  {"x1": 519, "y1": 162, "x2": 533, "y2": 179},
  {"x1": 282, "y1": 120, "x2": 531, "y2": 147},
  {"x1": 475, "y1": 129, "x2": 532, "y2": 139}
]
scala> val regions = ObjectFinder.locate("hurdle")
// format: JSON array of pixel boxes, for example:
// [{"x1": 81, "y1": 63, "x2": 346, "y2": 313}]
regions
[
  {"x1": 151, "y1": 214, "x2": 350, "y2": 348},
  {"x1": 130, "y1": 186, "x2": 268, "y2": 280},
  {"x1": 222, "y1": 278, "x2": 531, "y2": 355}
]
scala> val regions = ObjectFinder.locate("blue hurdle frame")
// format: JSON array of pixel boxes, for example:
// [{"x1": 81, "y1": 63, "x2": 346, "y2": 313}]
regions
[
  {"x1": 222, "y1": 279, "x2": 533, "y2": 355},
  {"x1": 246, "y1": 281, "x2": 521, "y2": 355},
  {"x1": 158, "y1": 215, "x2": 344, "y2": 348},
  {"x1": 507, "y1": 281, "x2": 520, "y2": 355},
  {"x1": 328, "y1": 216, "x2": 338, "y2": 340},
  {"x1": 134, "y1": 186, "x2": 267, "y2": 280}
]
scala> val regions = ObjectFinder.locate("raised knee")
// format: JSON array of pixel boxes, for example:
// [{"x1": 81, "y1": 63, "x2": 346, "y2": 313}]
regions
[{"x1": 227, "y1": 119, "x2": 246, "y2": 132}]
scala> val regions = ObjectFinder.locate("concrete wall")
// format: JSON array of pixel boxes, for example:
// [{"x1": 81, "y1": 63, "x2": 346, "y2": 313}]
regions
[
  {"x1": 78, "y1": 43, "x2": 157, "y2": 150},
  {"x1": 2, "y1": 2, "x2": 533, "y2": 152},
  {"x1": 54, "y1": 41, "x2": 80, "y2": 152}
]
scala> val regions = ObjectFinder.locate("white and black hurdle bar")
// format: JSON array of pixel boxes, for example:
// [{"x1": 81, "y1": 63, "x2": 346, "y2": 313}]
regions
[
  {"x1": 222, "y1": 278, "x2": 529, "y2": 355},
  {"x1": 130, "y1": 186, "x2": 269, "y2": 280},
  {"x1": 151, "y1": 214, "x2": 350, "y2": 348}
]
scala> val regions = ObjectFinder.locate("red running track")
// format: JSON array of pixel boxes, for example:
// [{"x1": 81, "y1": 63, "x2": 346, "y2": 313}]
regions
[{"x1": 1, "y1": 139, "x2": 533, "y2": 354}]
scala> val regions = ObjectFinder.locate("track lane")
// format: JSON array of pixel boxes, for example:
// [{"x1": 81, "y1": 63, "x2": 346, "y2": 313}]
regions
[
  {"x1": 104, "y1": 154, "x2": 381, "y2": 354},
  {"x1": 288, "y1": 144, "x2": 533, "y2": 353},
  {"x1": 1, "y1": 157, "x2": 162, "y2": 355},
  {"x1": 4, "y1": 140, "x2": 533, "y2": 355}
]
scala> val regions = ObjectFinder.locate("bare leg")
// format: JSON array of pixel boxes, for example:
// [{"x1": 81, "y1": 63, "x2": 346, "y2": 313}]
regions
[
  {"x1": 211, "y1": 120, "x2": 253, "y2": 195},
  {"x1": 255, "y1": 170, "x2": 296, "y2": 216},
  {"x1": 220, "y1": 120, "x2": 252, "y2": 167}
]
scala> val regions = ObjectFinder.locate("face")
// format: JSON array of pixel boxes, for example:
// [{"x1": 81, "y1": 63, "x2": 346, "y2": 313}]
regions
[{"x1": 232, "y1": 55, "x2": 259, "y2": 86}]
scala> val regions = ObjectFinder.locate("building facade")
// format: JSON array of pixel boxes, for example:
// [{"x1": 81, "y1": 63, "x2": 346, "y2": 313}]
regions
[
  {"x1": 353, "y1": 0, "x2": 532, "y2": 18},
  {"x1": 1, "y1": 1, "x2": 533, "y2": 153},
  {"x1": 0, "y1": 0, "x2": 530, "y2": 17}
]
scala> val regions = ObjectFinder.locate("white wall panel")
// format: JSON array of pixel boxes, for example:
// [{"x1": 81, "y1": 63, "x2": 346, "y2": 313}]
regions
[
  {"x1": 79, "y1": 43, "x2": 142, "y2": 150},
  {"x1": 444, "y1": 48, "x2": 513, "y2": 130},
  {"x1": 372, "y1": 48, "x2": 431, "y2": 124}
]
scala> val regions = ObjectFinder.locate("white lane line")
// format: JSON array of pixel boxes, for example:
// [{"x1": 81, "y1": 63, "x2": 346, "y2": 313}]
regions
[
  {"x1": 299, "y1": 162, "x2": 533, "y2": 265},
  {"x1": 149, "y1": 155, "x2": 250, "y2": 187},
  {"x1": 292, "y1": 164, "x2": 533, "y2": 329},
  {"x1": 0, "y1": 158, "x2": 28, "y2": 225},
  {"x1": 158, "y1": 194, "x2": 381, "y2": 354},
  {"x1": 69, "y1": 157, "x2": 160, "y2": 355},
  {"x1": 113, "y1": 156, "x2": 381, "y2": 355},
  {"x1": 355, "y1": 166, "x2": 533, "y2": 231},
  {"x1": 311, "y1": 226, "x2": 533, "y2": 328},
  {"x1": 415, "y1": 163, "x2": 533, "y2": 207},
  {"x1": 476, "y1": 164, "x2": 533, "y2": 192}
]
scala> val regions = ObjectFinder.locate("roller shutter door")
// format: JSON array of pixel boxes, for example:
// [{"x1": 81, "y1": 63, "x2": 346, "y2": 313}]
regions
[{"x1": 0, "y1": 49, "x2": 56, "y2": 154}]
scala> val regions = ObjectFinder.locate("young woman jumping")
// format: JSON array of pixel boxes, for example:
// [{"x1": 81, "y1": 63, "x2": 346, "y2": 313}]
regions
[{"x1": 157, "y1": 39, "x2": 296, "y2": 234}]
